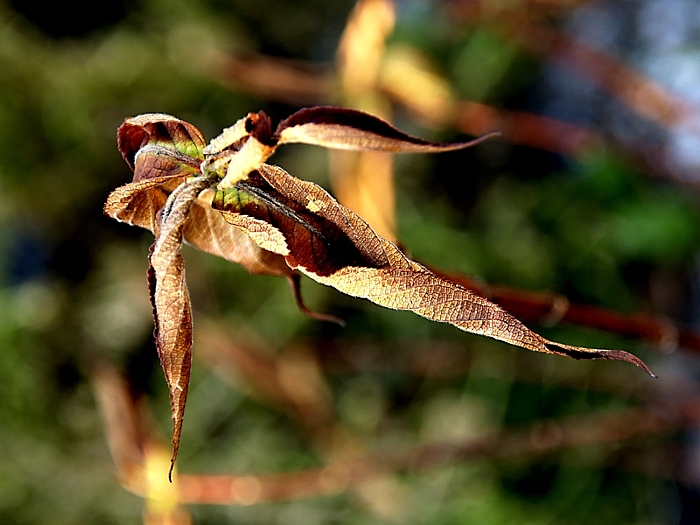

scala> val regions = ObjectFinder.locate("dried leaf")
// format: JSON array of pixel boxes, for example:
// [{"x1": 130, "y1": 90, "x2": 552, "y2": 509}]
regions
[
  {"x1": 184, "y1": 189, "x2": 292, "y2": 277},
  {"x1": 275, "y1": 105, "x2": 500, "y2": 151},
  {"x1": 213, "y1": 167, "x2": 391, "y2": 274},
  {"x1": 106, "y1": 115, "x2": 294, "y2": 279},
  {"x1": 213, "y1": 162, "x2": 654, "y2": 376},
  {"x1": 106, "y1": 114, "x2": 307, "y2": 478},
  {"x1": 117, "y1": 113, "x2": 206, "y2": 178},
  {"x1": 104, "y1": 176, "x2": 176, "y2": 232},
  {"x1": 149, "y1": 177, "x2": 211, "y2": 480},
  {"x1": 107, "y1": 106, "x2": 654, "y2": 480}
]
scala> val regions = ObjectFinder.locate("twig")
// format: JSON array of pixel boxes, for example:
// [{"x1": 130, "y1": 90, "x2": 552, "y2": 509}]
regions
[
  {"x1": 436, "y1": 268, "x2": 700, "y2": 354},
  {"x1": 173, "y1": 400, "x2": 695, "y2": 505}
]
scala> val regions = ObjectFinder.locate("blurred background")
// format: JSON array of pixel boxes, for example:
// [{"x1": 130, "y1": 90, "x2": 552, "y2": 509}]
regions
[{"x1": 2, "y1": 0, "x2": 700, "y2": 523}]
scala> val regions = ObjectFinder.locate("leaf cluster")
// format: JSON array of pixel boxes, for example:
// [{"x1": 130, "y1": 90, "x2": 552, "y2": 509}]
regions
[{"x1": 105, "y1": 107, "x2": 652, "y2": 477}]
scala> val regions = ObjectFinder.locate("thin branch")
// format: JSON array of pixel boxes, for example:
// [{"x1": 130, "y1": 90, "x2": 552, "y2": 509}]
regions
[
  {"x1": 194, "y1": 320, "x2": 337, "y2": 444},
  {"x1": 173, "y1": 400, "x2": 696, "y2": 505},
  {"x1": 435, "y1": 268, "x2": 700, "y2": 355},
  {"x1": 213, "y1": 54, "x2": 333, "y2": 106}
]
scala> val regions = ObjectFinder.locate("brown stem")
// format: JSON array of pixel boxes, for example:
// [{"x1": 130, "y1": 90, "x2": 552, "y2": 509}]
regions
[
  {"x1": 434, "y1": 268, "x2": 700, "y2": 354},
  {"x1": 173, "y1": 400, "x2": 697, "y2": 505}
]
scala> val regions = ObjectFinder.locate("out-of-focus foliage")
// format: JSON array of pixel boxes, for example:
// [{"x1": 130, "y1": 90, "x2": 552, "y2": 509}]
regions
[{"x1": 1, "y1": 0, "x2": 700, "y2": 523}]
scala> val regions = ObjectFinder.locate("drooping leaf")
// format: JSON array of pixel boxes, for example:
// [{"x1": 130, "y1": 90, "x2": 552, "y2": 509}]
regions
[
  {"x1": 106, "y1": 113, "x2": 326, "y2": 478},
  {"x1": 148, "y1": 177, "x2": 211, "y2": 480},
  {"x1": 213, "y1": 162, "x2": 653, "y2": 376}
]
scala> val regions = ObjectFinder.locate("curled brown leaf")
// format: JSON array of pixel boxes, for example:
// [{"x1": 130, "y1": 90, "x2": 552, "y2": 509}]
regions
[
  {"x1": 275, "y1": 105, "x2": 501, "y2": 152},
  {"x1": 107, "y1": 106, "x2": 653, "y2": 480},
  {"x1": 149, "y1": 177, "x2": 212, "y2": 480},
  {"x1": 213, "y1": 161, "x2": 654, "y2": 377}
]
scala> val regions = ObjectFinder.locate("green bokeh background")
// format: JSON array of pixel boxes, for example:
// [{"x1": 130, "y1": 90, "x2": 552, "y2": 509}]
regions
[{"x1": 1, "y1": 0, "x2": 699, "y2": 523}]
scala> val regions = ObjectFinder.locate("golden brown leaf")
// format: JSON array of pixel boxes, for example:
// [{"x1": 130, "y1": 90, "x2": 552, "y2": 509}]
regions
[
  {"x1": 213, "y1": 162, "x2": 653, "y2": 376},
  {"x1": 185, "y1": 189, "x2": 292, "y2": 277},
  {"x1": 149, "y1": 177, "x2": 211, "y2": 480},
  {"x1": 104, "y1": 176, "x2": 176, "y2": 232},
  {"x1": 213, "y1": 167, "x2": 390, "y2": 275},
  {"x1": 275, "y1": 106, "x2": 500, "y2": 152},
  {"x1": 107, "y1": 107, "x2": 654, "y2": 480}
]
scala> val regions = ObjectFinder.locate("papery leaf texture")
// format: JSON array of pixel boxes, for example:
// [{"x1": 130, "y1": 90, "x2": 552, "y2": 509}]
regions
[
  {"x1": 274, "y1": 106, "x2": 501, "y2": 152},
  {"x1": 106, "y1": 107, "x2": 653, "y2": 477},
  {"x1": 148, "y1": 176, "x2": 209, "y2": 480},
  {"x1": 106, "y1": 114, "x2": 293, "y2": 276},
  {"x1": 212, "y1": 163, "x2": 653, "y2": 375}
]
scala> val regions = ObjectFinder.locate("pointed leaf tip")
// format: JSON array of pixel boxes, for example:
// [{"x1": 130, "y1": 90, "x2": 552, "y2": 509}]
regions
[
  {"x1": 275, "y1": 105, "x2": 499, "y2": 153},
  {"x1": 225, "y1": 162, "x2": 654, "y2": 378},
  {"x1": 147, "y1": 178, "x2": 209, "y2": 478},
  {"x1": 544, "y1": 343, "x2": 654, "y2": 377}
]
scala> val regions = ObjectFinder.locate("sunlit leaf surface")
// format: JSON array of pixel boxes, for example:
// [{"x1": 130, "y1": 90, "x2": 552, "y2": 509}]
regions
[{"x1": 106, "y1": 107, "x2": 653, "y2": 475}]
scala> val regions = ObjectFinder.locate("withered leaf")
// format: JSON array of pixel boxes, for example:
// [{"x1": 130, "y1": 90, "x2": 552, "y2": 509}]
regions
[
  {"x1": 107, "y1": 107, "x2": 653, "y2": 479},
  {"x1": 148, "y1": 176, "x2": 214, "y2": 480},
  {"x1": 117, "y1": 113, "x2": 207, "y2": 179},
  {"x1": 105, "y1": 175, "x2": 176, "y2": 232},
  {"x1": 213, "y1": 162, "x2": 654, "y2": 376},
  {"x1": 214, "y1": 170, "x2": 376, "y2": 275},
  {"x1": 107, "y1": 114, "x2": 294, "y2": 278},
  {"x1": 274, "y1": 105, "x2": 501, "y2": 152},
  {"x1": 106, "y1": 114, "x2": 307, "y2": 478},
  {"x1": 208, "y1": 107, "x2": 501, "y2": 190}
]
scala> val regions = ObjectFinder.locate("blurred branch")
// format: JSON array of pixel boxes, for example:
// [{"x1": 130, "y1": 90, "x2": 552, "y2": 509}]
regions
[
  {"x1": 502, "y1": 19, "x2": 700, "y2": 134},
  {"x1": 449, "y1": 0, "x2": 594, "y2": 19},
  {"x1": 379, "y1": 47, "x2": 602, "y2": 157},
  {"x1": 194, "y1": 320, "x2": 337, "y2": 444},
  {"x1": 449, "y1": 0, "x2": 700, "y2": 131},
  {"x1": 93, "y1": 323, "x2": 698, "y2": 508},
  {"x1": 311, "y1": 337, "x2": 700, "y2": 401},
  {"x1": 91, "y1": 361, "x2": 151, "y2": 491},
  {"x1": 437, "y1": 268, "x2": 700, "y2": 355},
  {"x1": 211, "y1": 54, "x2": 333, "y2": 106},
  {"x1": 173, "y1": 399, "x2": 695, "y2": 505},
  {"x1": 91, "y1": 361, "x2": 191, "y2": 524},
  {"x1": 450, "y1": 2, "x2": 700, "y2": 182}
]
